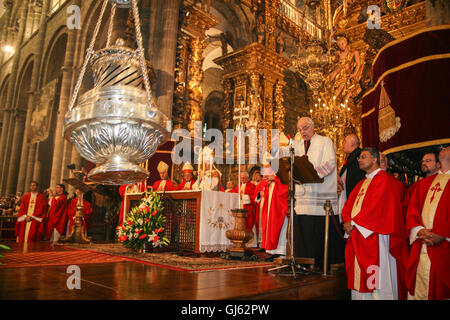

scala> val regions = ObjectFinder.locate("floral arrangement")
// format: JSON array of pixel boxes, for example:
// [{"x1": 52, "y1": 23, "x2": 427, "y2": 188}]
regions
[{"x1": 116, "y1": 188, "x2": 169, "y2": 251}]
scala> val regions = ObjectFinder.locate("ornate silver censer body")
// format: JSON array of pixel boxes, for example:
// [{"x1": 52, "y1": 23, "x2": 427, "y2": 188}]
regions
[{"x1": 63, "y1": 0, "x2": 170, "y2": 185}]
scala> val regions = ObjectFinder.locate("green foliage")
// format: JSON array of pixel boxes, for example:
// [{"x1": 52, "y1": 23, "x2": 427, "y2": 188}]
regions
[
  {"x1": 116, "y1": 188, "x2": 170, "y2": 251},
  {"x1": 0, "y1": 243, "x2": 11, "y2": 266}
]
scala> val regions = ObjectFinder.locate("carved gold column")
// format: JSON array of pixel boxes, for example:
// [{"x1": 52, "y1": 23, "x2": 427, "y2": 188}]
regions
[
  {"x1": 214, "y1": 42, "x2": 291, "y2": 154},
  {"x1": 221, "y1": 79, "x2": 233, "y2": 131},
  {"x1": 180, "y1": 4, "x2": 219, "y2": 136},
  {"x1": 274, "y1": 79, "x2": 286, "y2": 132}
]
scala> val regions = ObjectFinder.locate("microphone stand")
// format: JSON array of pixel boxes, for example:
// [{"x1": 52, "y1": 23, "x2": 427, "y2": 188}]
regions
[{"x1": 266, "y1": 141, "x2": 309, "y2": 278}]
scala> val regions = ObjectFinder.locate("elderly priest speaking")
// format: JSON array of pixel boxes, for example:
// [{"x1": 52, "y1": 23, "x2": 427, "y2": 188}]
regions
[{"x1": 291, "y1": 117, "x2": 345, "y2": 270}]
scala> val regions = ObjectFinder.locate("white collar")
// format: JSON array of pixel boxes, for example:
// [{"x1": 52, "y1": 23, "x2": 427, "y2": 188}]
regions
[
  {"x1": 366, "y1": 168, "x2": 382, "y2": 178},
  {"x1": 438, "y1": 169, "x2": 450, "y2": 174}
]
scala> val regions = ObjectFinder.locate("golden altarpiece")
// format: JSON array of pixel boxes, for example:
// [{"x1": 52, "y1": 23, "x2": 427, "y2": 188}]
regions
[{"x1": 167, "y1": 0, "x2": 429, "y2": 183}]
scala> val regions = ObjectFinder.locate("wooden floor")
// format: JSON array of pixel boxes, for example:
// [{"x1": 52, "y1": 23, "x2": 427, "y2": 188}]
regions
[{"x1": 0, "y1": 242, "x2": 348, "y2": 300}]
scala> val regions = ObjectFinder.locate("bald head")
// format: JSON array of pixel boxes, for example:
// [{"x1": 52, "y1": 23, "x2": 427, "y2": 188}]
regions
[{"x1": 343, "y1": 134, "x2": 360, "y2": 154}]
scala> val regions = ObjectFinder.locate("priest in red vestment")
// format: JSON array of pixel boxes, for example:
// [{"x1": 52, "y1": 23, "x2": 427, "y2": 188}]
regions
[
  {"x1": 404, "y1": 152, "x2": 440, "y2": 208},
  {"x1": 175, "y1": 162, "x2": 196, "y2": 191},
  {"x1": 152, "y1": 161, "x2": 175, "y2": 192},
  {"x1": 232, "y1": 171, "x2": 256, "y2": 231},
  {"x1": 15, "y1": 181, "x2": 48, "y2": 243},
  {"x1": 225, "y1": 180, "x2": 235, "y2": 193},
  {"x1": 45, "y1": 184, "x2": 68, "y2": 243},
  {"x1": 405, "y1": 146, "x2": 450, "y2": 300},
  {"x1": 342, "y1": 148, "x2": 408, "y2": 300},
  {"x1": 67, "y1": 189, "x2": 93, "y2": 235},
  {"x1": 257, "y1": 164, "x2": 288, "y2": 258}
]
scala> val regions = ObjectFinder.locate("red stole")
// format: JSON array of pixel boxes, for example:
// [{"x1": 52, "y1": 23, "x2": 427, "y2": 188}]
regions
[
  {"x1": 342, "y1": 170, "x2": 408, "y2": 294},
  {"x1": 405, "y1": 173, "x2": 450, "y2": 299},
  {"x1": 152, "y1": 180, "x2": 175, "y2": 192},
  {"x1": 176, "y1": 180, "x2": 195, "y2": 191},
  {"x1": 15, "y1": 192, "x2": 48, "y2": 243},
  {"x1": 233, "y1": 182, "x2": 256, "y2": 231},
  {"x1": 46, "y1": 194, "x2": 68, "y2": 239},
  {"x1": 260, "y1": 176, "x2": 288, "y2": 250}
]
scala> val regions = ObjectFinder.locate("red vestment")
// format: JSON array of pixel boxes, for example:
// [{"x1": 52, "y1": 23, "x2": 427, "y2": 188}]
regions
[
  {"x1": 342, "y1": 170, "x2": 408, "y2": 296},
  {"x1": 152, "y1": 180, "x2": 175, "y2": 192},
  {"x1": 259, "y1": 177, "x2": 288, "y2": 250},
  {"x1": 67, "y1": 198, "x2": 93, "y2": 234},
  {"x1": 393, "y1": 178, "x2": 407, "y2": 219},
  {"x1": 175, "y1": 180, "x2": 196, "y2": 191},
  {"x1": 46, "y1": 194, "x2": 68, "y2": 240},
  {"x1": 118, "y1": 183, "x2": 146, "y2": 226},
  {"x1": 15, "y1": 192, "x2": 48, "y2": 243},
  {"x1": 404, "y1": 180, "x2": 420, "y2": 210},
  {"x1": 405, "y1": 173, "x2": 450, "y2": 300},
  {"x1": 233, "y1": 182, "x2": 256, "y2": 231},
  {"x1": 253, "y1": 180, "x2": 268, "y2": 239}
]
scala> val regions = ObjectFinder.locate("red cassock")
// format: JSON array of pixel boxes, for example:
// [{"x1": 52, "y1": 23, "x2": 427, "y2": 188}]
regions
[
  {"x1": 67, "y1": 198, "x2": 93, "y2": 234},
  {"x1": 342, "y1": 171, "x2": 408, "y2": 296},
  {"x1": 46, "y1": 194, "x2": 68, "y2": 240},
  {"x1": 405, "y1": 173, "x2": 450, "y2": 300},
  {"x1": 152, "y1": 180, "x2": 175, "y2": 192},
  {"x1": 175, "y1": 180, "x2": 196, "y2": 191},
  {"x1": 118, "y1": 185, "x2": 128, "y2": 226},
  {"x1": 15, "y1": 192, "x2": 48, "y2": 243},
  {"x1": 404, "y1": 179, "x2": 420, "y2": 211},
  {"x1": 253, "y1": 180, "x2": 268, "y2": 239},
  {"x1": 233, "y1": 182, "x2": 256, "y2": 231},
  {"x1": 393, "y1": 178, "x2": 407, "y2": 219},
  {"x1": 259, "y1": 177, "x2": 288, "y2": 250}
]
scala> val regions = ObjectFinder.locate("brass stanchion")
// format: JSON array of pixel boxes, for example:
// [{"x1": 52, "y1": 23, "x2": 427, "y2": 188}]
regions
[
  {"x1": 59, "y1": 194, "x2": 91, "y2": 244},
  {"x1": 322, "y1": 200, "x2": 331, "y2": 277}
]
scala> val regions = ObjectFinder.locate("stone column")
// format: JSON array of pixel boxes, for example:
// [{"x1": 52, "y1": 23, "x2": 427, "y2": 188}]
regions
[
  {"x1": 5, "y1": 110, "x2": 27, "y2": 194},
  {"x1": 16, "y1": 91, "x2": 35, "y2": 193},
  {"x1": 16, "y1": 0, "x2": 51, "y2": 194},
  {"x1": 0, "y1": 0, "x2": 29, "y2": 195},
  {"x1": 49, "y1": 28, "x2": 76, "y2": 189},
  {"x1": 150, "y1": 0, "x2": 180, "y2": 120}
]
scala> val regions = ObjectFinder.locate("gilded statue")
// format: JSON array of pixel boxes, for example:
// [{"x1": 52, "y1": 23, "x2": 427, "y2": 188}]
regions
[
  {"x1": 328, "y1": 32, "x2": 363, "y2": 104},
  {"x1": 250, "y1": 15, "x2": 266, "y2": 44}
]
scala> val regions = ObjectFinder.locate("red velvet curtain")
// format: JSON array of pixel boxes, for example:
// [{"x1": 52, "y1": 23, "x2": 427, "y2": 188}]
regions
[{"x1": 361, "y1": 26, "x2": 450, "y2": 153}]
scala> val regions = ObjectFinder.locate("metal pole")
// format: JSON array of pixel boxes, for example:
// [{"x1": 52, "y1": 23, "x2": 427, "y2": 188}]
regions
[{"x1": 323, "y1": 200, "x2": 331, "y2": 277}]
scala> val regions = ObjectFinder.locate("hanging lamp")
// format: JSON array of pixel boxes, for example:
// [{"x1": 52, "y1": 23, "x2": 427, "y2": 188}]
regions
[{"x1": 64, "y1": 0, "x2": 170, "y2": 185}]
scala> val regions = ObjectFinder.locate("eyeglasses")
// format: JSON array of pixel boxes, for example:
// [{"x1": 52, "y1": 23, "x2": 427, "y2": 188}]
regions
[
  {"x1": 357, "y1": 155, "x2": 373, "y2": 160},
  {"x1": 298, "y1": 124, "x2": 311, "y2": 132}
]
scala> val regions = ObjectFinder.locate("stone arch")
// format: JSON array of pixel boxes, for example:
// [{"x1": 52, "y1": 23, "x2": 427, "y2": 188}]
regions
[
  {"x1": 13, "y1": 55, "x2": 35, "y2": 112},
  {"x1": 1, "y1": 58, "x2": 34, "y2": 195},
  {"x1": 203, "y1": 90, "x2": 225, "y2": 130},
  {"x1": 0, "y1": 74, "x2": 11, "y2": 138},
  {"x1": 41, "y1": 29, "x2": 68, "y2": 86}
]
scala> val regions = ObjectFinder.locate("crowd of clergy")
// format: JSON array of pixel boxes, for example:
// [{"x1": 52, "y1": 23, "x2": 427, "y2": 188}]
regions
[{"x1": 14, "y1": 117, "x2": 449, "y2": 300}]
